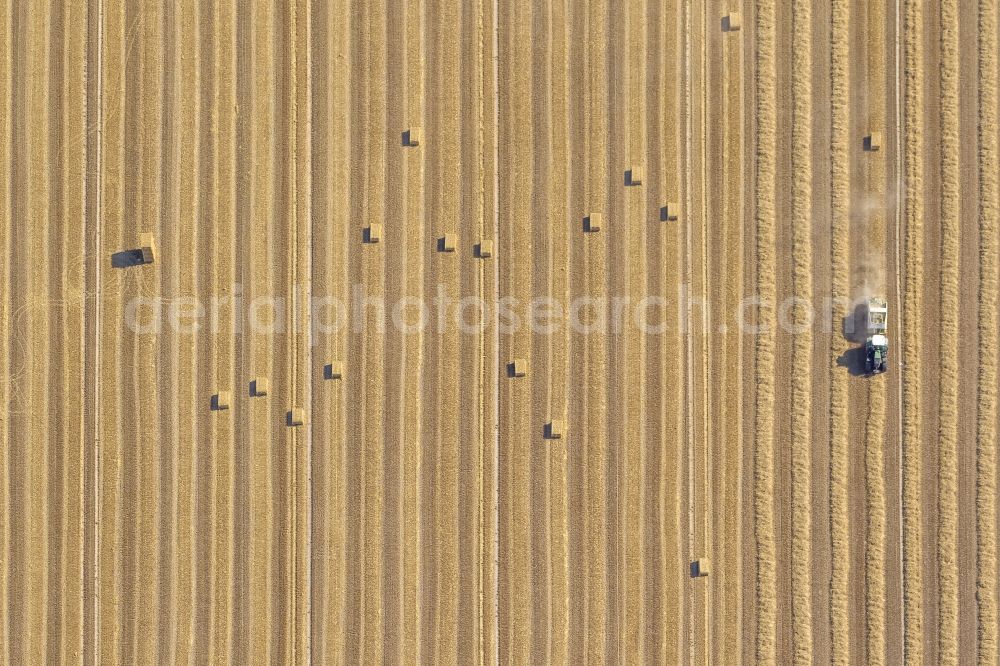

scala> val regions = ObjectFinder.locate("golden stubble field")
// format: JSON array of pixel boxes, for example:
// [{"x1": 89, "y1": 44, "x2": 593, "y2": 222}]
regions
[{"x1": 0, "y1": 0, "x2": 997, "y2": 664}]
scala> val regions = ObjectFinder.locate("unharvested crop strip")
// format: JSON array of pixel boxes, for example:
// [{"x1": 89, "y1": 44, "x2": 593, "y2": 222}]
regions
[
  {"x1": 752, "y1": 0, "x2": 778, "y2": 662},
  {"x1": 976, "y1": 0, "x2": 1000, "y2": 663},
  {"x1": 865, "y1": 378, "x2": 888, "y2": 665},
  {"x1": 828, "y1": 1, "x2": 851, "y2": 663},
  {"x1": 900, "y1": 0, "x2": 924, "y2": 660},
  {"x1": 937, "y1": 0, "x2": 961, "y2": 662},
  {"x1": 789, "y1": 0, "x2": 813, "y2": 663}
]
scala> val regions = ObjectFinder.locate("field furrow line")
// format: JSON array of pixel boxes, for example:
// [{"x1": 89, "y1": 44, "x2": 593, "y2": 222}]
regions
[
  {"x1": 402, "y1": 0, "x2": 425, "y2": 658},
  {"x1": 565, "y1": 2, "x2": 591, "y2": 661},
  {"x1": 864, "y1": 0, "x2": 888, "y2": 662},
  {"x1": 256, "y1": 0, "x2": 277, "y2": 653},
  {"x1": 211, "y1": 2, "x2": 237, "y2": 659},
  {"x1": 289, "y1": 0, "x2": 313, "y2": 658},
  {"x1": 51, "y1": 2, "x2": 89, "y2": 658},
  {"x1": 752, "y1": 0, "x2": 778, "y2": 661},
  {"x1": 9, "y1": 1, "x2": 53, "y2": 660},
  {"x1": 381, "y1": 0, "x2": 406, "y2": 654},
  {"x1": 644, "y1": 0, "x2": 683, "y2": 661},
  {"x1": 718, "y1": 0, "x2": 744, "y2": 660},
  {"x1": 189, "y1": 3, "x2": 220, "y2": 659},
  {"x1": 380, "y1": 0, "x2": 407, "y2": 657},
  {"x1": 900, "y1": 0, "x2": 925, "y2": 660},
  {"x1": 497, "y1": 0, "x2": 536, "y2": 660},
  {"x1": 604, "y1": 0, "x2": 630, "y2": 659},
  {"x1": 434, "y1": 0, "x2": 462, "y2": 656},
  {"x1": 348, "y1": 2, "x2": 363, "y2": 656},
  {"x1": 157, "y1": 3, "x2": 180, "y2": 659},
  {"x1": 0, "y1": 0, "x2": 11, "y2": 654},
  {"x1": 865, "y1": 377, "x2": 888, "y2": 665},
  {"x1": 547, "y1": 0, "x2": 570, "y2": 659},
  {"x1": 526, "y1": 8, "x2": 556, "y2": 661},
  {"x1": 420, "y1": 0, "x2": 444, "y2": 658},
  {"x1": 360, "y1": 0, "x2": 386, "y2": 657},
  {"x1": 937, "y1": 0, "x2": 961, "y2": 662},
  {"x1": 622, "y1": 0, "x2": 646, "y2": 658},
  {"x1": 276, "y1": 0, "x2": 302, "y2": 658},
  {"x1": 97, "y1": 2, "x2": 127, "y2": 659},
  {"x1": 83, "y1": 0, "x2": 102, "y2": 656},
  {"x1": 170, "y1": 2, "x2": 200, "y2": 658},
  {"x1": 587, "y1": 1, "x2": 609, "y2": 661},
  {"x1": 134, "y1": 6, "x2": 165, "y2": 661},
  {"x1": 308, "y1": 0, "x2": 350, "y2": 659},
  {"x1": 230, "y1": 2, "x2": 254, "y2": 656},
  {"x1": 976, "y1": 0, "x2": 1000, "y2": 663},
  {"x1": 828, "y1": 1, "x2": 852, "y2": 663},
  {"x1": 790, "y1": 0, "x2": 814, "y2": 662}
]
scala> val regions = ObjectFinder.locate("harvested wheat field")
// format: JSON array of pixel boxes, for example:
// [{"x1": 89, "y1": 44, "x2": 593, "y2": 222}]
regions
[{"x1": 1, "y1": 0, "x2": 998, "y2": 664}]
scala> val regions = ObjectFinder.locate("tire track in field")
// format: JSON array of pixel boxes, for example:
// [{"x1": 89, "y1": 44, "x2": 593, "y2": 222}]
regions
[
  {"x1": 496, "y1": 0, "x2": 535, "y2": 660},
  {"x1": 379, "y1": 0, "x2": 408, "y2": 655},
  {"x1": 546, "y1": 0, "x2": 570, "y2": 659},
  {"x1": 976, "y1": 1, "x2": 1000, "y2": 663},
  {"x1": 309, "y1": 0, "x2": 350, "y2": 659},
  {"x1": 621, "y1": 0, "x2": 646, "y2": 659},
  {"x1": 191, "y1": 3, "x2": 222, "y2": 657},
  {"x1": 900, "y1": 0, "x2": 925, "y2": 660},
  {"x1": 189, "y1": 4, "x2": 223, "y2": 659},
  {"x1": 564, "y1": 1, "x2": 602, "y2": 660},
  {"x1": 160, "y1": 4, "x2": 202, "y2": 658},
  {"x1": 752, "y1": 0, "x2": 778, "y2": 661},
  {"x1": 585, "y1": 0, "x2": 610, "y2": 659},
  {"x1": 3, "y1": 2, "x2": 90, "y2": 660},
  {"x1": 604, "y1": 0, "x2": 629, "y2": 659},
  {"x1": 97, "y1": 3, "x2": 166, "y2": 661},
  {"x1": 158, "y1": 5, "x2": 179, "y2": 657},
  {"x1": 401, "y1": 0, "x2": 425, "y2": 658},
  {"x1": 83, "y1": 0, "x2": 103, "y2": 657},
  {"x1": 937, "y1": 0, "x2": 960, "y2": 662},
  {"x1": 639, "y1": 0, "x2": 684, "y2": 661},
  {"x1": 212, "y1": 3, "x2": 237, "y2": 658},
  {"x1": 15, "y1": 4, "x2": 53, "y2": 655},
  {"x1": 51, "y1": 1, "x2": 89, "y2": 660},
  {"x1": 789, "y1": 1, "x2": 814, "y2": 663},
  {"x1": 0, "y1": 0, "x2": 11, "y2": 653},
  {"x1": 289, "y1": 2, "x2": 312, "y2": 659},
  {"x1": 358, "y1": 0, "x2": 387, "y2": 657},
  {"x1": 435, "y1": 0, "x2": 487, "y2": 656},
  {"x1": 237, "y1": 1, "x2": 280, "y2": 656},
  {"x1": 829, "y1": 1, "x2": 852, "y2": 663},
  {"x1": 712, "y1": 0, "x2": 745, "y2": 660},
  {"x1": 692, "y1": 1, "x2": 711, "y2": 661},
  {"x1": 380, "y1": 0, "x2": 411, "y2": 657},
  {"x1": 862, "y1": 1, "x2": 888, "y2": 662}
]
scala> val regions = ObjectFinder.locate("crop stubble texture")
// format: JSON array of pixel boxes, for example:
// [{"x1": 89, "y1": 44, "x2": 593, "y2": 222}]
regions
[
  {"x1": 937, "y1": 0, "x2": 961, "y2": 663},
  {"x1": 976, "y1": 0, "x2": 1000, "y2": 663},
  {"x1": 752, "y1": 0, "x2": 779, "y2": 661},
  {"x1": 789, "y1": 0, "x2": 814, "y2": 662},
  {"x1": 24, "y1": 0, "x2": 1000, "y2": 663},
  {"x1": 828, "y1": 1, "x2": 852, "y2": 663},
  {"x1": 901, "y1": 0, "x2": 926, "y2": 661}
]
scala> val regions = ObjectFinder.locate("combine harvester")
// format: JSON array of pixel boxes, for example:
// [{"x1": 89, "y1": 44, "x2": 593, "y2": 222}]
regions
[{"x1": 864, "y1": 296, "x2": 889, "y2": 374}]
